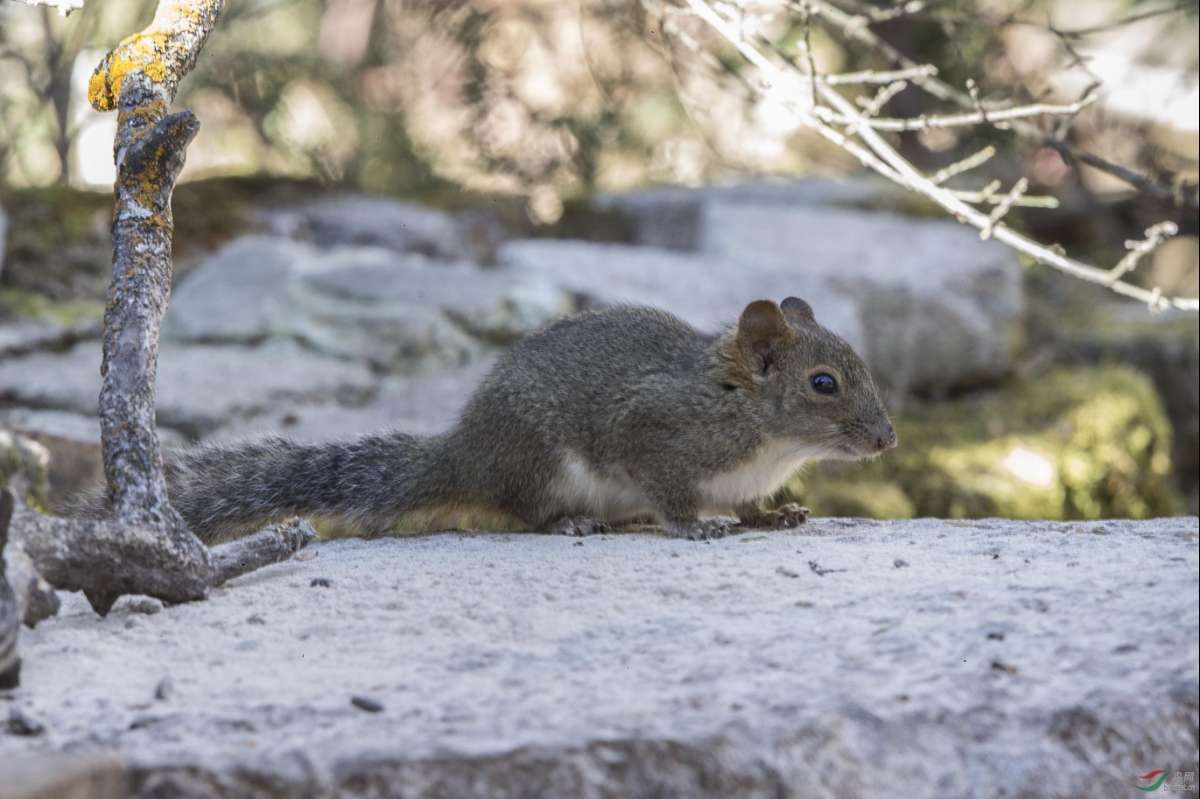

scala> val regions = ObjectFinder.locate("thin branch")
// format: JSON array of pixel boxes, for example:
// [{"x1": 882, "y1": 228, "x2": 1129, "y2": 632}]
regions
[
  {"x1": 1027, "y1": 2, "x2": 1193, "y2": 38},
  {"x1": 815, "y1": 92, "x2": 1098, "y2": 130},
  {"x1": 804, "y1": 0, "x2": 1199, "y2": 209},
  {"x1": 856, "y1": 79, "x2": 907, "y2": 117},
  {"x1": 821, "y1": 64, "x2": 938, "y2": 85},
  {"x1": 1106, "y1": 222, "x2": 1179, "y2": 285},
  {"x1": 931, "y1": 145, "x2": 995, "y2": 185},
  {"x1": 675, "y1": 0, "x2": 1199, "y2": 312},
  {"x1": 981, "y1": 178, "x2": 1028, "y2": 239},
  {"x1": 210, "y1": 519, "x2": 318, "y2": 585}
]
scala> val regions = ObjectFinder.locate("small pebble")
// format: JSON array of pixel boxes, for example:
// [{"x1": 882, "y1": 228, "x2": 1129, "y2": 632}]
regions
[
  {"x1": 6, "y1": 708, "x2": 45, "y2": 737},
  {"x1": 893, "y1": 558, "x2": 909, "y2": 569},
  {"x1": 310, "y1": 577, "x2": 332, "y2": 588},
  {"x1": 246, "y1": 613, "x2": 267, "y2": 625},
  {"x1": 350, "y1": 695, "x2": 384, "y2": 713},
  {"x1": 123, "y1": 597, "x2": 164, "y2": 615},
  {"x1": 154, "y1": 677, "x2": 174, "y2": 702}
]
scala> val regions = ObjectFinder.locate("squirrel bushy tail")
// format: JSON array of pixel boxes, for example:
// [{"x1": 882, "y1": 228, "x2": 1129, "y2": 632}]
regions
[{"x1": 168, "y1": 432, "x2": 459, "y2": 543}]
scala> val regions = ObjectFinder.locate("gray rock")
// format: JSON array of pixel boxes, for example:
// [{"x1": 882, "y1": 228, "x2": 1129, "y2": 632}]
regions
[
  {"x1": 209, "y1": 357, "x2": 495, "y2": 443},
  {"x1": 0, "y1": 340, "x2": 376, "y2": 437},
  {"x1": 0, "y1": 319, "x2": 63, "y2": 359},
  {"x1": 595, "y1": 178, "x2": 888, "y2": 249},
  {"x1": 166, "y1": 236, "x2": 570, "y2": 371},
  {"x1": 163, "y1": 235, "x2": 308, "y2": 344},
  {"x1": 698, "y1": 203, "x2": 1023, "y2": 394},
  {"x1": 498, "y1": 201, "x2": 1022, "y2": 397},
  {"x1": 0, "y1": 753, "x2": 127, "y2": 799},
  {"x1": 261, "y1": 194, "x2": 469, "y2": 260},
  {"x1": 0, "y1": 409, "x2": 185, "y2": 511},
  {"x1": 496, "y1": 240, "x2": 864, "y2": 346},
  {"x1": 0, "y1": 301, "x2": 102, "y2": 360},
  {"x1": 0, "y1": 431, "x2": 48, "y2": 502},
  {"x1": 2, "y1": 518, "x2": 1196, "y2": 798}
]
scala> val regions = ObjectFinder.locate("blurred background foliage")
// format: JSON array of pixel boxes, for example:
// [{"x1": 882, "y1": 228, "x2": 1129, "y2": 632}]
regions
[
  {"x1": 2, "y1": 0, "x2": 1197, "y2": 297},
  {"x1": 1, "y1": 1, "x2": 1194, "y2": 220}
]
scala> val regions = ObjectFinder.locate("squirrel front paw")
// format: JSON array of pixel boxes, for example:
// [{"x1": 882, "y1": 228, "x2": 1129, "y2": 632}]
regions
[
  {"x1": 736, "y1": 503, "x2": 810, "y2": 530},
  {"x1": 552, "y1": 516, "x2": 612, "y2": 537},
  {"x1": 667, "y1": 518, "x2": 731, "y2": 541}
]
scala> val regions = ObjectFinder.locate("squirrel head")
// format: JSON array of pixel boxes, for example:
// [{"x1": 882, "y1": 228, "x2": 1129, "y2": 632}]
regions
[{"x1": 724, "y1": 297, "x2": 897, "y2": 459}]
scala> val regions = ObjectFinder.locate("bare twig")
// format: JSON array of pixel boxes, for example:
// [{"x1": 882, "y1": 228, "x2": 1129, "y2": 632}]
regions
[
  {"x1": 674, "y1": 0, "x2": 1199, "y2": 312},
  {"x1": 981, "y1": 178, "x2": 1028, "y2": 239},
  {"x1": 821, "y1": 64, "x2": 937, "y2": 85},
  {"x1": 210, "y1": 519, "x2": 318, "y2": 585},
  {"x1": 1106, "y1": 222, "x2": 1180, "y2": 285},
  {"x1": 815, "y1": 92, "x2": 1098, "y2": 130},
  {"x1": 2, "y1": 0, "x2": 312, "y2": 643},
  {"x1": 856, "y1": 80, "x2": 907, "y2": 117},
  {"x1": 931, "y1": 145, "x2": 995, "y2": 185},
  {"x1": 804, "y1": 0, "x2": 1199, "y2": 209}
]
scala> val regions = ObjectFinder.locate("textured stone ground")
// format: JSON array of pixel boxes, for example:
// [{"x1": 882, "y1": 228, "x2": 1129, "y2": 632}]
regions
[{"x1": 3, "y1": 517, "x2": 1197, "y2": 798}]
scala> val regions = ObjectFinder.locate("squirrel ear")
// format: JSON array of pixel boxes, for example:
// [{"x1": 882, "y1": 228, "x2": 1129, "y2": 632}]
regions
[
  {"x1": 780, "y1": 296, "x2": 815, "y2": 324},
  {"x1": 736, "y1": 300, "x2": 790, "y2": 371}
]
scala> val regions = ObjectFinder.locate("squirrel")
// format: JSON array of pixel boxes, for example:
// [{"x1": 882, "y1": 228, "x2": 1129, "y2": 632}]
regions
[{"x1": 165, "y1": 297, "x2": 896, "y2": 543}]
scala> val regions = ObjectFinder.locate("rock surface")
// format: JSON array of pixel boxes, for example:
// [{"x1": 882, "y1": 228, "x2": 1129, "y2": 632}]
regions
[
  {"x1": 497, "y1": 239, "x2": 865, "y2": 348},
  {"x1": 0, "y1": 431, "x2": 48, "y2": 503},
  {"x1": 0, "y1": 410, "x2": 186, "y2": 511},
  {"x1": 260, "y1": 194, "x2": 471, "y2": 260},
  {"x1": 165, "y1": 236, "x2": 569, "y2": 370},
  {"x1": 0, "y1": 340, "x2": 376, "y2": 437},
  {"x1": 594, "y1": 178, "x2": 887, "y2": 249},
  {"x1": 697, "y1": 204, "x2": 1023, "y2": 394},
  {"x1": 209, "y1": 358, "x2": 494, "y2": 444},
  {"x1": 0, "y1": 291, "x2": 103, "y2": 358},
  {"x1": 498, "y1": 216, "x2": 1021, "y2": 396},
  {"x1": 2, "y1": 518, "x2": 1197, "y2": 798}
]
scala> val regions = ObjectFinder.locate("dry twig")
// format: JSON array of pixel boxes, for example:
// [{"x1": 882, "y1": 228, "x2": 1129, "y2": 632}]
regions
[
  {"x1": 803, "y1": 0, "x2": 1198, "y2": 210},
  {"x1": 670, "y1": 0, "x2": 1197, "y2": 312},
  {"x1": 1, "y1": 0, "x2": 314, "y2": 688}
]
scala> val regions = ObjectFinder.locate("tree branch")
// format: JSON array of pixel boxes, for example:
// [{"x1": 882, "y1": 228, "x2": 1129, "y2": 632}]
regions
[
  {"x1": 672, "y1": 0, "x2": 1198, "y2": 312},
  {"x1": 0, "y1": 0, "x2": 312, "y2": 690},
  {"x1": 804, "y1": 0, "x2": 1199, "y2": 210}
]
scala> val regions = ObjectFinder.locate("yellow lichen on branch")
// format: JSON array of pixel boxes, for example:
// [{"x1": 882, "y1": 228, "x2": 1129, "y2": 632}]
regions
[{"x1": 88, "y1": 0, "x2": 225, "y2": 112}]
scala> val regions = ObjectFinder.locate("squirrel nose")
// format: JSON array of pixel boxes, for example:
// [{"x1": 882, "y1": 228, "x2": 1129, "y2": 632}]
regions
[{"x1": 875, "y1": 424, "x2": 897, "y2": 452}]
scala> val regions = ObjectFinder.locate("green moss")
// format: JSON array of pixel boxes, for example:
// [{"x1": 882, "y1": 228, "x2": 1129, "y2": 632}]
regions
[
  {"x1": 0, "y1": 288, "x2": 103, "y2": 327},
  {"x1": 0, "y1": 431, "x2": 50, "y2": 508},
  {"x1": 781, "y1": 366, "x2": 1183, "y2": 520},
  {"x1": 798, "y1": 480, "x2": 915, "y2": 519}
]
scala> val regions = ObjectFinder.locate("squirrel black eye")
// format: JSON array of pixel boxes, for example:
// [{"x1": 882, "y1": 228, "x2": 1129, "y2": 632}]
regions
[{"x1": 811, "y1": 373, "x2": 838, "y2": 394}]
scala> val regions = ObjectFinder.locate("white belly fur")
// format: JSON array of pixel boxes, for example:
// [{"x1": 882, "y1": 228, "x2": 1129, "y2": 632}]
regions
[
  {"x1": 552, "y1": 452, "x2": 652, "y2": 520},
  {"x1": 698, "y1": 439, "x2": 819, "y2": 511},
  {"x1": 553, "y1": 440, "x2": 816, "y2": 521}
]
